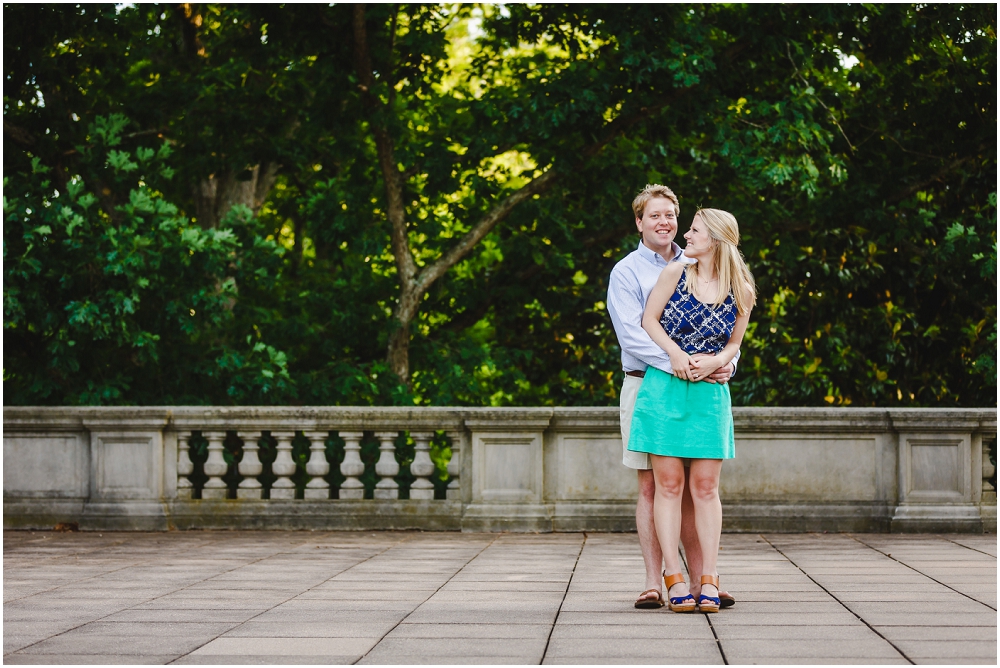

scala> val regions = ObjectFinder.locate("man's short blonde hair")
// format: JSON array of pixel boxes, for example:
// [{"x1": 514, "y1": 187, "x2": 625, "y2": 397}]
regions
[{"x1": 632, "y1": 184, "x2": 679, "y2": 219}]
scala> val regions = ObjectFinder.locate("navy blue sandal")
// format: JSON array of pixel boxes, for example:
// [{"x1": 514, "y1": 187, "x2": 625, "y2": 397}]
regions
[
  {"x1": 698, "y1": 574, "x2": 721, "y2": 613},
  {"x1": 664, "y1": 572, "x2": 696, "y2": 613}
]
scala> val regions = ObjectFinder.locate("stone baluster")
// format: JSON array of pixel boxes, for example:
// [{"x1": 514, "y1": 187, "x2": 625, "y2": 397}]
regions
[
  {"x1": 304, "y1": 431, "x2": 331, "y2": 500},
  {"x1": 984, "y1": 440, "x2": 996, "y2": 493},
  {"x1": 202, "y1": 431, "x2": 229, "y2": 500},
  {"x1": 177, "y1": 433, "x2": 195, "y2": 499},
  {"x1": 374, "y1": 431, "x2": 400, "y2": 499},
  {"x1": 409, "y1": 432, "x2": 436, "y2": 500},
  {"x1": 446, "y1": 430, "x2": 462, "y2": 501},
  {"x1": 338, "y1": 432, "x2": 365, "y2": 499},
  {"x1": 270, "y1": 431, "x2": 297, "y2": 500},
  {"x1": 237, "y1": 431, "x2": 263, "y2": 500}
]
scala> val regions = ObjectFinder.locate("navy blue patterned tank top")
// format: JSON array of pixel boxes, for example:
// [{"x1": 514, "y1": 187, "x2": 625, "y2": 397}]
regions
[{"x1": 659, "y1": 268, "x2": 737, "y2": 355}]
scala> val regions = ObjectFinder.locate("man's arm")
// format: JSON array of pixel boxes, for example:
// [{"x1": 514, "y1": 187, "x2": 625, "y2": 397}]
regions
[{"x1": 607, "y1": 266, "x2": 674, "y2": 373}]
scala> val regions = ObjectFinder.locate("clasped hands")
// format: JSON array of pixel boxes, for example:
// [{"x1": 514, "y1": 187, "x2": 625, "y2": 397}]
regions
[{"x1": 668, "y1": 350, "x2": 732, "y2": 384}]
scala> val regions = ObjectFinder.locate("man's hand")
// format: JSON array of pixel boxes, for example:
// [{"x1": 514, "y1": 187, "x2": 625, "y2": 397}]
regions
[{"x1": 690, "y1": 354, "x2": 734, "y2": 384}]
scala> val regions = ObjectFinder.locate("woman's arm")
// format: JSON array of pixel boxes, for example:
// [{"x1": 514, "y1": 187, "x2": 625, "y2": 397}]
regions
[
  {"x1": 690, "y1": 291, "x2": 754, "y2": 380},
  {"x1": 641, "y1": 264, "x2": 693, "y2": 381}
]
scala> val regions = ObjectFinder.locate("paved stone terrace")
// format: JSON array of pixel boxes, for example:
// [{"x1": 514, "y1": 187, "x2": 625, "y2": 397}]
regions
[{"x1": 3, "y1": 531, "x2": 996, "y2": 665}]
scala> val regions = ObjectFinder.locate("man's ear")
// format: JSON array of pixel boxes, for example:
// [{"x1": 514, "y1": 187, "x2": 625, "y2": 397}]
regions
[{"x1": 635, "y1": 217, "x2": 643, "y2": 232}]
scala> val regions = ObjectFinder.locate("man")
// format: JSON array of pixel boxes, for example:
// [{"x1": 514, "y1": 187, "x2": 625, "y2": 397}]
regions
[{"x1": 607, "y1": 184, "x2": 735, "y2": 608}]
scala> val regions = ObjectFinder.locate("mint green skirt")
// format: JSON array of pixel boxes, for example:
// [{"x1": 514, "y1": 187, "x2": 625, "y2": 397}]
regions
[{"x1": 627, "y1": 367, "x2": 735, "y2": 459}]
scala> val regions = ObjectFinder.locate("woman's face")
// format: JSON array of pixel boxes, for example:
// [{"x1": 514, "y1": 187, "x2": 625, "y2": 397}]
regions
[{"x1": 683, "y1": 214, "x2": 715, "y2": 260}]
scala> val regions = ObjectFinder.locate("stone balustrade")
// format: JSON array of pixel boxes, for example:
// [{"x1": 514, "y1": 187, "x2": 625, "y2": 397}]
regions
[{"x1": 3, "y1": 406, "x2": 995, "y2": 533}]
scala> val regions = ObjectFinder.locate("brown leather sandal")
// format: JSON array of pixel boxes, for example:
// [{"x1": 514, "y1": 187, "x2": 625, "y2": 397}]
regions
[
  {"x1": 664, "y1": 572, "x2": 696, "y2": 613},
  {"x1": 698, "y1": 574, "x2": 721, "y2": 613},
  {"x1": 634, "y1": 588, "x2": 664, "y2": 609},
  {"x1": 719, "y1": 579, "x2": 736, "y2": 609}
]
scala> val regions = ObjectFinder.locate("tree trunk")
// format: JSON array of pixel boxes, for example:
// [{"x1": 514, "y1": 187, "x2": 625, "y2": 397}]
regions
[
  {"x1": 386, "y1": 322, "x2": 411, "y2": 385},
  {"x1": 192, "y1": 162, "x2": 278, "y2": 228}
]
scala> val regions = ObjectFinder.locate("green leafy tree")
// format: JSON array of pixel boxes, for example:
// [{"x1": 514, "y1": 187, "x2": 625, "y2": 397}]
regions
[
  {"x1": 3, "y1": 4, "x2": 995, "y2": 407},
  {"x1": 4, "y1": 115, "x2": 291, "y2": 403}
]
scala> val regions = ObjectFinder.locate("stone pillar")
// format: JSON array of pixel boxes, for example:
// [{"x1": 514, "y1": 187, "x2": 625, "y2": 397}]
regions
[
  {"x1": 462, "y1": 411, "x2": 553, "y2": 531},
  {"x1": 201, "y1": 431, "x2": 229, "y2": 500},
  {"x1": 270, "y1": 431, "x2": 297, "y2": 500},
  {"x1": 373, "y1": 431, "x2": 400, "y2": 500},
  {"x1": 409, "y1": 432, "x2": 436, "y2": 500},
  {"x1": 236, "y1": 431, "x2": 263, "y2": 500},
  {"x1": 338, "y1": 432, "x2": 365, "y2": 500},
  {"x1": 304, "y1": 431, "x2": 331, "y2": 500},
  {"x1": 79, "y1": 410, "x2": 171, "y2": 530},
  {"x1": 446, "y1": 430, "x2": 462, "y2": 501},
  {"x1": 177, "y1": 433, "x2": 195, "y2": 500},
  {"x1": 890, "y1": 411, "x2": 982, "y2": 532}
]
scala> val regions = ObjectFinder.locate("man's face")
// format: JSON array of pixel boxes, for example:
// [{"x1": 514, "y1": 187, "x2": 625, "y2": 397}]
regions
[{"x1": 635, "y1": 197, "x2": 678, "y2": 253}]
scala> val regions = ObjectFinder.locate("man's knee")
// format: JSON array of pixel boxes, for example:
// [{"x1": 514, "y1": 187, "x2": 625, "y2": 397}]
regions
[{"x1": 637, "y1": 469, "x2": 656, "y2": 503}]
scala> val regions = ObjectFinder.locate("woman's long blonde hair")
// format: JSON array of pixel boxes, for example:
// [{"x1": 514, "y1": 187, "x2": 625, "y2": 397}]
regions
[{"x1": 685, "y1": 208, "x2": 756, "y2": 315}]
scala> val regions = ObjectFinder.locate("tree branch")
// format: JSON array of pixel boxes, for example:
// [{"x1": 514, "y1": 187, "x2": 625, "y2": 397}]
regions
[
  {"x1": 786, "y1": 42, "x2": 855, "y2": 153},
  {"x1": 886, "y1": 154, "x2": 976, "y2": 204},
  {"x1": 415, "y1": 168, "x2": 559, "y2": 299},
  {"x1": 582, "y1": 89, "x2": 691, "y2": 160},
  {"x1": 3, "y1": 119, "x2": 35, "y2": 146},
  {"x1": 405, "y1": 83, "x2": 699, "y2": 318}
]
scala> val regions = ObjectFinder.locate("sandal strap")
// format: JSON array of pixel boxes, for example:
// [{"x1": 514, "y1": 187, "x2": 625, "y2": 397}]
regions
[
  {"x1": 637, "y1": 588, "x2": 660, "y2": 600},
  {"x1": 700, "y1": 574, "x2": 720, "y2": 588},
  {"x1": 670, "y1": 593, "x2": 695, "y2": 605},
  {"x1": 699, "y1": 594, "x2": 721, "y2": 605},
  {"x1": 664, "y1": 572, "x2": 686, "y2": 589}
]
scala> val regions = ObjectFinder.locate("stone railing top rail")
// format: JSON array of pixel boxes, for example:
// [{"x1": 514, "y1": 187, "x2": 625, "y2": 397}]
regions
[{"x1": 3, "y1": 406, "x2": 996, "y2": 434}]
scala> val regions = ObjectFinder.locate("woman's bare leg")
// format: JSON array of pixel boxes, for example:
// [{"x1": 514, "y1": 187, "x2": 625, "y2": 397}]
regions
[
  {"x1": 688, "y1": 458, "x2": 723, "y2": 599},
  {"x1": 680, "y1": 472, "x2": 702, "y2": 594},
  {"x1": 651, "y1": 455, "x2": 688, "y2": 597}
]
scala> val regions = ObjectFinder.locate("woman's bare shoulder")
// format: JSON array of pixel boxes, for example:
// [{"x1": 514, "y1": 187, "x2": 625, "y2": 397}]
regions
[{"x1": 659, "y1": 262, "x2": 685, "y2": 281}]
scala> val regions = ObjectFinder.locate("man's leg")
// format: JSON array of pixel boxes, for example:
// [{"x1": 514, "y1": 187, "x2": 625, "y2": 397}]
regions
[
  {"x1": 637, "y1": 468, "x2": 664, "y2": 596},
  {"x1": 621, "y1": 375, "x2": 664, "y2": 606}
]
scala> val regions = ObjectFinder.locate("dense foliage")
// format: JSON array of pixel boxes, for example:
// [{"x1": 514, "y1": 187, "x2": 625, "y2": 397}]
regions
[{"x1": 4, "y1": 4, "x2": 995, "y2": 407}]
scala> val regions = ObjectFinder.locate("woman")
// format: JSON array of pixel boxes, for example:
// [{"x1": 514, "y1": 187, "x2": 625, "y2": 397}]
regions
[{"x1": 627, "y1": 208, "x2": 755, "y2": 613}]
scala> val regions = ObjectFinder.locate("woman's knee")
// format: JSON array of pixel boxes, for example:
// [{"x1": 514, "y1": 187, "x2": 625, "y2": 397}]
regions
[
  {"x1": 654, "y1": 471, "x2": 685, "y2": 498},
  {"x1": 688, "y1": 472, "x2": 719, "y2": 501}
]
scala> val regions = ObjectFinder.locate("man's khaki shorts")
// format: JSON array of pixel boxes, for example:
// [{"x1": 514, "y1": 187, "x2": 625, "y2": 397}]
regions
[{"x1": 620, "y1": 375, "x2": 651, "y2": 470}]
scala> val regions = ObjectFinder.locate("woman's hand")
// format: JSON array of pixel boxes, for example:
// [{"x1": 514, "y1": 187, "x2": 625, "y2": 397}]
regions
[
  {"x1": 668, "y1": 347, "x2": 694, "y2": 381},
  {"x1": 689, "y1": 353, "x2": 725, "y2": 382}
]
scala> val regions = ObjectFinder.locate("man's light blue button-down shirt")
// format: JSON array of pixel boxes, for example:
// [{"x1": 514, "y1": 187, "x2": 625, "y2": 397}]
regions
[{"x1": 607, "y1": 240, "x2": 739, "y2": 375}]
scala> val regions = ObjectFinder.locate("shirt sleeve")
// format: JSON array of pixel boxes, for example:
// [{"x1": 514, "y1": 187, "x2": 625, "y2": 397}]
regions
[{"x1": 607, "y1": 265, "x2": 674, "y2": 374}]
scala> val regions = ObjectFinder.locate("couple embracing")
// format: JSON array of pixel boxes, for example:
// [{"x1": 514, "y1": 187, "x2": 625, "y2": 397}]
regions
[{"x1": 607, "y1": 184, "x2": 755, "y2": 613}]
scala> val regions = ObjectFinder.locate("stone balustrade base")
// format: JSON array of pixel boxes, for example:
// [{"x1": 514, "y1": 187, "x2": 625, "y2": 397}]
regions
[
  {"x1": 3, "y1": 406, "x2": 995, "y2": 533},
  {"x1": 4, "y1": 498, "x2": 990, "y2": 533}
]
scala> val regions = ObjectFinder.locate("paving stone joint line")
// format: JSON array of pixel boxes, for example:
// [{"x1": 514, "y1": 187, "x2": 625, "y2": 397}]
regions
[
  {"x1": 759, "y1": 534, "x2": 916, "y2": 666},
  {"x1": 353, "y1": 533, "x2": 501, "y2": 665},
  {"x1": 540, "y1": 531, "x2": 587, "y2": 664},
  {"x1": 850, "y1": 534, "x2": 998, "y2": 613},
  {"x1": 944, "y1": 537, "x2": 999, "y2": 560},
  {"x1": 167, "y1": 532, "x2": 413, "y2": 664}
]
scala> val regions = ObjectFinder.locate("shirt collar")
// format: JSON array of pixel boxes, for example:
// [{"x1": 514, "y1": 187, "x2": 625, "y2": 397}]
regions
[{"x1": 636, "y1": 239, "x2": 682, "y2": 266}]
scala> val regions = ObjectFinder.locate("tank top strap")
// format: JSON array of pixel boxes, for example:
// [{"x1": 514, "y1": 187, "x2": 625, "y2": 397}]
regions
[{"x1": 676, "y1": 267, "x2": 688, "y2": 291}]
